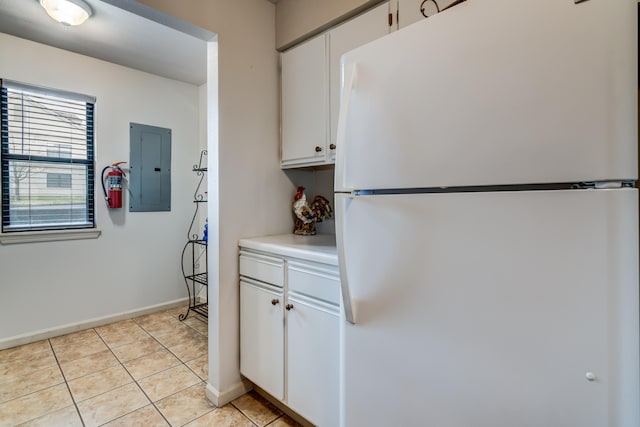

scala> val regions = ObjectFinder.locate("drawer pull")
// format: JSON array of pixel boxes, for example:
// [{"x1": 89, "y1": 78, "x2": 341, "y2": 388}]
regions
[
  {"x1": 329, "y1": 143, "x2": 336, "y2": 150},
  {"x1": 285, "y1": 304, "x2": 294, "y2": 311},
  {"x1": 271, "y1": 299, "x2": 279, "y2": 306},
  {"x1": 315, "y1": 146, "x2": 322, "y2": 153}
]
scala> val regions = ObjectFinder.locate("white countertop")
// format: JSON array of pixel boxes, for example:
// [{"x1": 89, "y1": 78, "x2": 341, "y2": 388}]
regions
[{"x1": 238, "y1": 234, "x2": 338, "y2": 266}]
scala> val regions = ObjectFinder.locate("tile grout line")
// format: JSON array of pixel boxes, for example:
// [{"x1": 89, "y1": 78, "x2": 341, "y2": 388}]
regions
[
  {"x1": 47, "y1": 336, "x2": 87, "y2": 427},
  {"x1": 93, "y1": 317, "x2": 177, "y2": 427},
  {"x1": 0, "y1": 343, "x2": 74, "y2": 425},
  {"x1": 228, "y1": 400, "x2": 262, "y2": 427},
  {"x1": 264, "y1": 415, "x2": 290, "y2": 427},
  {"x1": 127, "y1": 312, "x2": 214, "y2": 426},
  {"x1": 167, "y1": 312, "x2": 209, "y2": 382},
  {"x1": 157, "y1": 312, "x2": 214, "y2": 425},
  {"x1": 133, "y1": 312, "x2": 209, "y2": 382},
  {"x1": 2, "y1": 309, "x2": 215, "y2": 427},
  {"x1": 52, "y1": 319, "x2": 171, "y2": 426},
  {"x1": 160, "y1": 311, "x2": 218, "y2": 426},
  {"x1": 169, "y1": 311, "x2": 268, "y2": 427}
]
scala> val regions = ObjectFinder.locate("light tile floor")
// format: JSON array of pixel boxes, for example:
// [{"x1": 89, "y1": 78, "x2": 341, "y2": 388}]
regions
[{"x1": 0, "y1": 307, "x2": 301, "y2": 427}]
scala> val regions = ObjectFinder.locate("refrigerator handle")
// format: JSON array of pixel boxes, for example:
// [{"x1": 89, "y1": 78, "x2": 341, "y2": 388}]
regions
[
  {"x1": 334, "y1": 62, "x2": 357, "y2": 193},
  {"x1": 335, "y1": 194, "x2": 356, "y2": 324}
]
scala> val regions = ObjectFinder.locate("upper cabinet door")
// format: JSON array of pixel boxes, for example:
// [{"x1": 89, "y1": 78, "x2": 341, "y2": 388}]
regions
[
  {"x1": 281, "y1": 34, "x2": 328, "y2": 168},
  {"x1": 329, "y1": 3, "x2": 390, "y2": 160}
]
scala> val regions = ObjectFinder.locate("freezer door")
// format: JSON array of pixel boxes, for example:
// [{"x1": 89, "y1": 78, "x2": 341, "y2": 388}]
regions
[
  {"x1": 335, "y1": 0, "x2": 637, "y2": 191},
  {"x1": 337, "y1": 189, "x2": 639, "y2": 427}
]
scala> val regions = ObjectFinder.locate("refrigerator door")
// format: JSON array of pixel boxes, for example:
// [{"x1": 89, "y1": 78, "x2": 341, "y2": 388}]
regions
[
  {"x1": 335, "y1": 0, "x2": 636, "y2": 192},
  {"x1": 337, "y1": 189, "x2": 639, "y2": 427}
]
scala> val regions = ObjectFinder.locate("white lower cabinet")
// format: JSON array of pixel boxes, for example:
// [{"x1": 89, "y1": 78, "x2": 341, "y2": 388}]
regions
[
  {"x1": 239, "y1": 249, "x2": 340, "y2": 426},
  {"x1": 287, "y1": 294, "x2": 339, "y2": 427},
  {"x1": 240, "y1": 278, "x2": 284, "y2": 400}
]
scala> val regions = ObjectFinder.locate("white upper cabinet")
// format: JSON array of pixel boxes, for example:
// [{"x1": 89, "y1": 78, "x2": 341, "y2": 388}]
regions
[
  {"x1": 328, "y1": 2, "x2": 391, "y2": 161},
  {"x1": 280, "y1": 2, "x2": 390, "y2": 169},
  {"x1": 281, "y1": 34, "x2": 328, "y2": 168}
]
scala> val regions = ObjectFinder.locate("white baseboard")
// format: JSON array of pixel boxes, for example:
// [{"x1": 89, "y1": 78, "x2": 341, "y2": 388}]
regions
[
  {"x1": 0, "y1": 298, "x2": 189, "y2": 350},
  {"x1": 205, "y1": 380, "x2": 252, "y2": 407}
]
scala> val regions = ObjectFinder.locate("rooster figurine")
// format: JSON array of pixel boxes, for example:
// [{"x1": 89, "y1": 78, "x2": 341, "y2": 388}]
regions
[{"x1": 292, "y1": 186, "x2": 333, "y2": 235}]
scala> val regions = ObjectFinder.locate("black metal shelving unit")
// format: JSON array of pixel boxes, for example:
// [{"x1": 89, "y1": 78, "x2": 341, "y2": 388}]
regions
[{"x1": 180, "y1": 150, "x2": 208, "y2": 321}]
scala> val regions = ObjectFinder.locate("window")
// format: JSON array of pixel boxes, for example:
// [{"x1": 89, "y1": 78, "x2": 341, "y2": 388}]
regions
[
  {"x1": 1, "y1": 80, "x2": 95, "y2": 232},
  {"x1": 46, "y1": 173, "x2": 72, "y2": 189}
]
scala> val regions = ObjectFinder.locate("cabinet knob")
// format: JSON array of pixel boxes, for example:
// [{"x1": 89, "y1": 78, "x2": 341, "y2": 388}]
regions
[
  {"x1": 315, "y1": 146, "x2": 323, "y2": 153},
  {"x1": 271, "y1": 299, "x2": 279, "y2": 306},
  {"x1": 329, "y1": 144, "x2": 336, "y2": 150},
  {"x1": 285, "y1": 304, "x2": 294, "y2": 311}
]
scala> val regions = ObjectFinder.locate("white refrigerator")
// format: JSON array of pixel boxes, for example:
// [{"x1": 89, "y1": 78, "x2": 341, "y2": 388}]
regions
[{"x1": 334, "y1": 0, "x2": 639, "y2": 426}]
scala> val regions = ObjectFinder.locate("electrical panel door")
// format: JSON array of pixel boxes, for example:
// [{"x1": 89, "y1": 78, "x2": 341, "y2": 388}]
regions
[{"x1": 129, "y1": 123, "x2": 171, "y2": 212}]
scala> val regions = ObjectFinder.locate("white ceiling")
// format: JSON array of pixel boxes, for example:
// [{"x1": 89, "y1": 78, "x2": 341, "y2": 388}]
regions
[{"x1": 0, "y1": 0, "x2": 213, "y2": 86}]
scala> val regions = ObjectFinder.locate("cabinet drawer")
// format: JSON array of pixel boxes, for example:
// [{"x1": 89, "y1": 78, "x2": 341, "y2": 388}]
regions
[
  {"x1": 240, "y1": 251, "x2": 284, "y2": 287},
  {"x1": 287, "y1": 262, "x2": 340, "y2": 306}
]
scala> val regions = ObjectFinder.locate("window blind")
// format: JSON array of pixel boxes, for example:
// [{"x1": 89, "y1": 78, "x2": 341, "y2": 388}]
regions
[{"x1": 1, "y1": 79, "x2": 95, "y2": 232}]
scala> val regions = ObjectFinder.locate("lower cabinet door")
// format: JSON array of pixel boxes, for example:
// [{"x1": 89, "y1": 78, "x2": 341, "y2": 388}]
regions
[
  {"x1": 240, "y1": 279, "x2": 284, "y2": 400},
  {"x1": 286, "y1": 294, "x2": 339, "y2": 427}
]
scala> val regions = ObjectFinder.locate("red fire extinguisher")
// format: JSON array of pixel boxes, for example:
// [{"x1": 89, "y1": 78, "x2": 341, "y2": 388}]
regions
[{"x1": 101, "y1": 162, "x2": 126, "y2": 208}]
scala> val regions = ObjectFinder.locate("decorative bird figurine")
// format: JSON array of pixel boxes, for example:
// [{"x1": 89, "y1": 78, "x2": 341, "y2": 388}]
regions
[{"x1": 292, "y1": 186, "x2": 333, "y2": 235}]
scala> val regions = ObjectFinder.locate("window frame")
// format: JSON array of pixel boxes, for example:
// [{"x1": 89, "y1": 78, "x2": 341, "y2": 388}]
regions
[{"x1": 0, "y1": 79, "x2": 99, "y2": 240}]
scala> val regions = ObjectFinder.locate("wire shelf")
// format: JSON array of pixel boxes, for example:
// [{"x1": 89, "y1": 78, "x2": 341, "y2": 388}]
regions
[
  {"x1": 191, "y1": 302, "x2": 208, "y2": 318},
  {"x1": 180, "y1": 150, "x2": 209, "y2": 321},
  {"x1": 185, "y1": 272, "x2": 208, "y2": 286}
]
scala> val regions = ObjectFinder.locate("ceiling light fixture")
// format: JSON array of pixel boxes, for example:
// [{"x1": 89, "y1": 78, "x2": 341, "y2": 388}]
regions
[{"x1": 39, "y1": 0, "x2": 93, "y2": 26}]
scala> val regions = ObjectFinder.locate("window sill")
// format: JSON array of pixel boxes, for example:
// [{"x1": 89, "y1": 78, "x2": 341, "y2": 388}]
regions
[{"x1": 0, "y1": 229, "x2": 101, "y2": 245}]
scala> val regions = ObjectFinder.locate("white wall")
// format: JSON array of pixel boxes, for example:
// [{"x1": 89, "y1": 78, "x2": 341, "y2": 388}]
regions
[
  {"x1": 0, "y1": 33, "x2": 201, "y2": 345},
  {"x1": 138, "y1": 0, "x2": 305, "y2": 405}
]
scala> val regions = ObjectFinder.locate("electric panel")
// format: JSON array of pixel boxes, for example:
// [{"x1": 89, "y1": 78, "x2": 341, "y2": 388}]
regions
[{"x1": 129, "y1": 123, "x2": 171, "y2": 212}]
